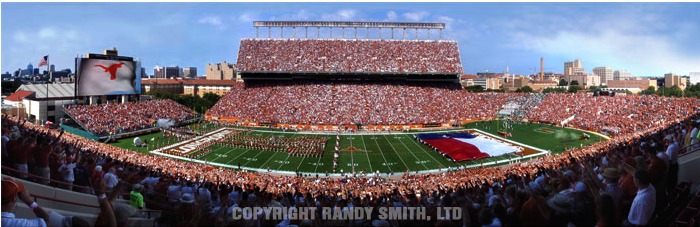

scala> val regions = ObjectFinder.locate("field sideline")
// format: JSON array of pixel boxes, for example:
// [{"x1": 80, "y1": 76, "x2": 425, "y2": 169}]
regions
[{"x1": 142, "y1": 120, "x2": 607, "y2": 175}]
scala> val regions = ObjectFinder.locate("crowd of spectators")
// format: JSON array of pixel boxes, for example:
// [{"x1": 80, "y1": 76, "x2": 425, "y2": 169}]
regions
[
  {"x1": 527, "y1": 93, "x2": 699, "y2": 135},
  {"x1": 208, "y1": 81, "x2": 698, "y2": 137},
  {"x1": 3, "y1": 107, "x2": 698, "y2": 226},
  {"x1": 65, "y1": 99, "x2": 198, "y2": 136},
  {"x1": 207, "y1": 81, "x2": 517, "y2": 126},
  {"x1": 236, "y1": 39, "x2": 463, "y2": 74}
]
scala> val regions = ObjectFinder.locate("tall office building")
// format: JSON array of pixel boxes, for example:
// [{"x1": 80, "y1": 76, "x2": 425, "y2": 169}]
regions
[
  {"x1": 206, "y1": 61, "x2": 236, "y2": 80},
  {"x1": 140, "y1": 67, "x2": 147, "y2": 78},
  {"x1": 564, "y1": 59, "x2": 584, "y2": 76},
  {"x1": 665, "y1": 73, "x2": 687, "y2": 90},
  {"x1": 613, "y1": 70, "x2": 631, "y2": 81},
  {"x1": 154, "y1": 66, "x2": 181, "y2": 79},
  {"x1": 183, "y1": 67, "x2": 197, "y2": 78},
  {"x1": 564, "y1": 59, "x2": 585, "y2": 85},
  {"x1": 593, "y1": 66, "x2": 613, "y2": 85}
]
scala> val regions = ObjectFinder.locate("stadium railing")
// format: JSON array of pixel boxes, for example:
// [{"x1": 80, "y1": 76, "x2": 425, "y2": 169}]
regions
[{"x1": 679, "y1": 143, "x2": 700, "y2": 157}]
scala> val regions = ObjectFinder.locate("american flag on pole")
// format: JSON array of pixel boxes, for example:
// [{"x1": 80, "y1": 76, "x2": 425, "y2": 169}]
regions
[{"x1": 38, "y1": 55, "x2": 48, "y2": 67}]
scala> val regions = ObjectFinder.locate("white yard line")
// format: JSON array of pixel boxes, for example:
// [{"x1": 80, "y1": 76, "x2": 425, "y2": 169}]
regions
[
  {"x1": 362, "y1": 135, "x2": 389, "y2": 172},
  {"x1": 257, "y1": 151, "x2": 283, "y2": 170},
  {"x1": 275, "y1": 154, "x2": 293, "y2": 170},
  {"x1": 226, "y1": 148, "x2": 253, "y2": 164},
  {"x1": 206, "y1": 146, "x2": 233, "y2": 162},
  {"x1": 393, "y1": 135, "x2": 429, "y2": 169},
  {"x1": 378, "y1": 135, "x2": 412, "y2": 171}
]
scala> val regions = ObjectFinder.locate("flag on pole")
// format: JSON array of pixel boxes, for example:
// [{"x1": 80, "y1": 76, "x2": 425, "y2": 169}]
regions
[{"x1": 38, "y1": 55, "x2": 49, "y2": 67}]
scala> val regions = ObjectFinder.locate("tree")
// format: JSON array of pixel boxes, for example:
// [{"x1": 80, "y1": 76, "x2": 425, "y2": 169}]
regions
[
  {"x1": 685, "y1": 83, "x2": 700, "y2": 98},
  {"x1": 570, "y1": 80, "x2": 580, "y2": 86},
  {"x1": 641, "y1": 86, "x2": 656, "y2": 95},
  {"x1": 655, "y1": 86, "x2": 682, "y2": 97},
  {"x1": 543, "y1": 87, "x2": 567, "y2": 93},
  {"x1": 588, "y1": 86, "x2": 599, "y2": 91},
  {"x1": 516, "y1": 86, "x2": 534, "y2": 93},
  {"x1": 568, "y1": 85, "x2": 583, "y2": 93},
  {"x1": 202, "y1": 92, "x2": 221, "y2": 103},
  {"x1": 464, "y1": 85, "x2": 484, "y2": 92},
  {"x1": 665, "y1": 85, "x2": 683, "y2": 97},
  {"x1": 558, "y1": 79, "x2": 568, "y2": 86}
]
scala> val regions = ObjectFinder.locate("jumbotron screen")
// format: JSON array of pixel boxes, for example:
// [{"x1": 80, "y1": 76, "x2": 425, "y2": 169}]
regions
[{"x1": 77, "y1": 58, "x2": 140, "y2": 96}]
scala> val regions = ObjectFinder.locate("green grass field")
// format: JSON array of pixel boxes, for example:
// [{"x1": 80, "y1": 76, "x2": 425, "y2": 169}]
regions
[
  {"x1": 109, "y1": 121, "x2": 607, "y2": 174},
  {"x1": 107, "y1": 122, "x2": 220, "y2": 153},
  {"x1": 463, "y1": 120, "x2": 607, "y2": 154}
]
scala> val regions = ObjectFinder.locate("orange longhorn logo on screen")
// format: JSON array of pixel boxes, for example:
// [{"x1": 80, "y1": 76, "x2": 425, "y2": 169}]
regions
[{"x1": 94, "y1": 63, "x2": 124, "y2": 80}]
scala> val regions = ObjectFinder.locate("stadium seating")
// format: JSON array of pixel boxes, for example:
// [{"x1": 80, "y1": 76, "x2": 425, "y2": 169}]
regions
[
  {"x1": 208, "y1": 83, "x2": 698, "y2": 136},
  {"x1": 64, "y1": 99, "x2": 198, "y2": 136},
  {"x1": 236, "y1": 39, "x2": 463, "y2": 74},
  {"x1": 527, "y1": 93, "x2": 698, "y2": 135},
  {"x1": 207, "y1": 81, "x2": 517, "y2": 126}
]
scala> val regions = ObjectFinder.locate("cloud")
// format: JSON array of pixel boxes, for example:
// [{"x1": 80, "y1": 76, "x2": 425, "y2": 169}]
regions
[
  {"x1": 198, "y1": 16, "x2": 222, "y2": 26},
  {"x1": 386, "y1": 11, "x2": 397, "y2": 21},
  {"x1": 505, "y1": 11, "x2": 700, "y2": 76},
  {"x1": 13, "y1": 32, "x2": 28, "y2": 43},
  {"x1": 238, "y1": 12, "x2": 258, "y2": 22},
  {"x1": 5, "y1": 26, "x2": 84, "y2": 72},
  {"x1": 403, "y1": 11, "x2": 429, "y2": 22},
  {"x1": 272, "y1": 9, "x2": 311, "y2": 21},
  {"x1": 38, "y1": 27, "x2": 58, "y2": 39},
  {"x1": 321, "y1": 9, "x2": 357, "y2": 21}
]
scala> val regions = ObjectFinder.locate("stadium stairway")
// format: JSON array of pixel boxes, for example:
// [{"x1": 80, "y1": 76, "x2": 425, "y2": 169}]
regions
[
  {"x1": 497, "y1": 93, "x2": 546, "y2": 119},
  {"x1": 2, "y1": 174, "x2": 158, "y2": 226},
  {"x1": 678, "y1": 145, "x2": 700, "y2": 195}
]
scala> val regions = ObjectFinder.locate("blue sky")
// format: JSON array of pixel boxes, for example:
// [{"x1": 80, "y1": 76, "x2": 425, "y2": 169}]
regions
[{"x1": 2, "y1": 2, "x2": 700, "y2": 77}]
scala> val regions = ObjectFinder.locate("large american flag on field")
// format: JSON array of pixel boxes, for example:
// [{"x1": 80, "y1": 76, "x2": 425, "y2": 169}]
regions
[{"x1": 38, "y1": 55, "x2": 48, "y2": 67}]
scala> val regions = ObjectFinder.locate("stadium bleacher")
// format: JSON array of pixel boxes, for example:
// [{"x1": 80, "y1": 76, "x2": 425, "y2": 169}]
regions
[
  {"x1": 237, "y1": 39, "x2": 463, "y2": 74},
  {"x1": 207, "y1": 81, "x2": 517, "y2": 126},
  {"x1": 64, "y1": 99, "x2": 198, "y2": 136}
]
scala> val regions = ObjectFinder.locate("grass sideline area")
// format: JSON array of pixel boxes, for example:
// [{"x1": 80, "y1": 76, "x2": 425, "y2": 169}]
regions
[
  {"x1": 463, "y1": 120, "x2": 607, "y2": 154},
  {"x1": 108, "y1": 121, "x2": 607, "y2": 174},
  {"x1": 108, "y1": 131, "x2": 176, "y2": 154},
  {"x1": 107, "y1": 122, "x2": 218, "y2": 153}
]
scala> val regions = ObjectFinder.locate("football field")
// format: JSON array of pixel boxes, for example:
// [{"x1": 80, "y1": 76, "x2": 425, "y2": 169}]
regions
[
  {"x1": 198, "y1": 132, "x2": 471, "y2": 174},
  {"x1": 114, "y1": 121, "x2": 608, "y2": 174}
]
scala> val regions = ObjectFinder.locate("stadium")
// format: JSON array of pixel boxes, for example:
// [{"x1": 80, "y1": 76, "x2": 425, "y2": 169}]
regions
[{"x1": 3, "y1": 20, "x2": 700, "y2": 227}]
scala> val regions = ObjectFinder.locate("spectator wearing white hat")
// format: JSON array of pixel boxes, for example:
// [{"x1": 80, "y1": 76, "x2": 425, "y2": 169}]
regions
[{"x1": 103, "y1": 167, "x2": 119, "y2": 192}]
